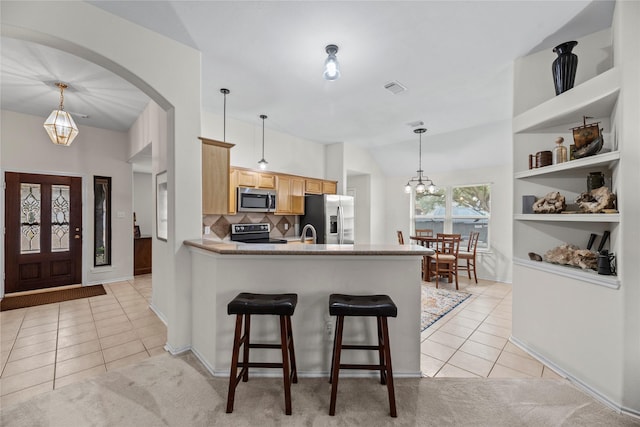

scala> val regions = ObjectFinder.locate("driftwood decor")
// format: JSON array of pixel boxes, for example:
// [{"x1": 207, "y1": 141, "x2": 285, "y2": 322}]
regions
[
  {"x1": 576, "y1": 186, "x2": 616, "y2": 213},
  {"x1": 544, "y1": 243, "x2": 598, "y2": 270},
  {"x1": 533, "y1": 191, "x2": 566, "y2": 213}
]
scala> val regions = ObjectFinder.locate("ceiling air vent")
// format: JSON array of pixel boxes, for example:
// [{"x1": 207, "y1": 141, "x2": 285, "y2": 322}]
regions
[{"x1": 384, "y1": 81, "x2": 407, "y2": 94}]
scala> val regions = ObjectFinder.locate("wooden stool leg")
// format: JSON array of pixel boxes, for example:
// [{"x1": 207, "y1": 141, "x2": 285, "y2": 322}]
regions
[
  {"x1": 328, "y1": 316, "x2": 339, "y2": 384},
  {"x1": 226, "y1": 314, "x2": 243, "y2": 413},
  {"x1": 381, "y1": 317, "x2": 397, "y2": 417},
  {"x1": 242, "y1": 314, "x2": 251, "y2": 382},
  {"x1": 286, "y1": 315, "x2": 298, "y2": 383},
  {"x1": 329, "y1": 315, "x2": 344, "y2": 416},
  {"x1": 377, "y1": 316, "x2": 386, "y2": 385},
  {"x1": 279, "y1": 316, "x2": 292, "y2": 415}
]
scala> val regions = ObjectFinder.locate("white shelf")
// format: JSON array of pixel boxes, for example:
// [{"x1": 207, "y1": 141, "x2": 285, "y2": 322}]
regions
[
  {"x1": 514, "y1": 151, "x2": 620, "y2": 179},
  {"x1": 513, "y1": 67, "x2": 620, "y2": 133},
  {"x1": 514, "y1": 213, "x2": 620, "y2": 223},
  {"x1": 514, "y1": 257, "x2": 620, "y2": 289}
]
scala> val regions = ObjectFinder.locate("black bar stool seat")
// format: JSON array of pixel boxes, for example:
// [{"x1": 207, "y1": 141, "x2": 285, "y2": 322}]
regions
[
  {"x1": 328, "y1": 293, "x2": 398, "y2": 417},
  {"x1": 226, "y1": 292, "x2": 298, "y2": 415}
]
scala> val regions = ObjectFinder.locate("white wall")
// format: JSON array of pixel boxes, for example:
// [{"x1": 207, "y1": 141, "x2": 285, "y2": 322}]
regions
[
  {"x1": 2, "y1": 1, "x2": 202, "y2": 353},
  {"x1": 133, "y1": 172, "x2": 153, "y2": 237},
  {"x1": 1, "y1": 110, "x2": 133, "y2": 289},
  {"x1": 385, "y1": 164, "x2": 513, "y2": 283},
  {"x1": 201, "y1": 111, "x2": 325, "y2": 179},
  {"x1": 344, "y1": 143, "x2": 387, "y2": 244}
]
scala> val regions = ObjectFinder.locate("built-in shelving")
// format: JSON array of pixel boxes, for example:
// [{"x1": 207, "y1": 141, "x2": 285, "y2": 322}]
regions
[
  {"x1": 513, "y1": 67, "x2": 620, "y2": 134},
  {"x1": 514, "y1": 213, "x2": 620, "y2": 223},
  {"x1": 514, "y1": 151, "x2": 620, "y2": 179},
  {"x1": 513, "y1": 257, "x2": 620, "y2": 289}
]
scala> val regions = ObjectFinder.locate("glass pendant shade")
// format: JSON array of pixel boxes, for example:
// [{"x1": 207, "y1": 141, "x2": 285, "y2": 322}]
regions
[
  {"x1": 416, "y1": 181, "x2": 426, "y2": 193},
  {"x1": 428, "y1": 183, "x2": 436, "y2": 194},
  {"x1": 44, "y1": 109, "x2": 78, "y2": 146},
  {"x1": 43, "y1": 83, "x2": 78, "y2": 146},
  {"x1": 323, "y1": 44, "x2": 340, "y2": 81},
  {"x1": 404, "y1": 183, "x2": 412, "y2": 194},
  {"x1": 258, "y1": 158, "x2": 268, "y2": 170}
]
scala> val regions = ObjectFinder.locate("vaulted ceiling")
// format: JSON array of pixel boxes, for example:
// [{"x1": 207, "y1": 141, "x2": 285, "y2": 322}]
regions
[{"x1": 1, "y1": 1, "x2": 614, "y2": 175}]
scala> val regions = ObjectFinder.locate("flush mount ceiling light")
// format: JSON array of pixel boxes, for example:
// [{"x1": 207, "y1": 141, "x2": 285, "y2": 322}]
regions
[
  {"x1": 323, "y1": 44, "x2": 341, "y2": 81},
  {"x1": 404, "y1": 128, "x2": 437, "y2": 194},
  {"x1": 43, "y1": 82, "x2": 79, "y2": 146},
  {"x1": 258, "y1": 114, "x2": 269, "y2": 170}
]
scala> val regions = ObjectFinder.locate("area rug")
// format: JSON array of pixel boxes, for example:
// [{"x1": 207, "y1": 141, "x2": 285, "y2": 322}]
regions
[
  {"x1": 0, "y1": 285, "x2": 106, "y2": 311},
  {"x1": 421, "y1": 285, "x2": 471, "y2": 331}
]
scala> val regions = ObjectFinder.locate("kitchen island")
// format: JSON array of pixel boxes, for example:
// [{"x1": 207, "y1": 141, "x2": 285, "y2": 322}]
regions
[{"x1": 185, "y1": 239, "x2": 432, "y2": 378}]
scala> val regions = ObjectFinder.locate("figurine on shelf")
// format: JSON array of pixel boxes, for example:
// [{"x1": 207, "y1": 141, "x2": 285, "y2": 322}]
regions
[
  {"x1": 532, "y1": 191, "x2": 566, "y2": 213},
  {"x1": 553, "y1": 137, "x2": 568, "y2": 164},
  {"x1": 571, "y1": 116, "x2": 604, "y2": 159},
  {"x1": 544, "y1": 243, "x2": 598, "y2": 270}
]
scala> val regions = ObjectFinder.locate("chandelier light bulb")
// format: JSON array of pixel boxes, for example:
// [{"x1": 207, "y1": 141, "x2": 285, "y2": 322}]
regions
[
  {"x1": 428, "y1": 183, "x2": 436, "y2": 194},
  {"x1": 404, "y1": 183, "x2": 412, "y2": 194},
  {"x1": 258, "y1": 158, "x2": 268, "y2": 170},
  {"x1": 416, "y1": 181, "x2": 426, "y2": 193},
  {"x1": 323, "y1": 44, "x2": 340, "y2": 81}
]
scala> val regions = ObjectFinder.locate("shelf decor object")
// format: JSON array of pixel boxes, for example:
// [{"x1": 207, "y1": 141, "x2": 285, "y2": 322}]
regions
[
  {"x1": 572, "y1": 116, "x2": 604, "y2": 158},
  {"x1": 553, "y1": 137, "x2": 568, "y2": 164},
  {"x1": 552, "y1": 41, "x2": 578, "y2": 95}
]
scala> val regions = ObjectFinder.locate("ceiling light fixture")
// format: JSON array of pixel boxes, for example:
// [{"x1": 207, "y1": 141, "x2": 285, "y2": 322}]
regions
[
  {"x1": 220, "y1": 88, "x2": 230, "y2": 142},
  {"x1": 258, "y1": 114, "x2": 268, "y2": 170},
  {"x1": 43, "y1": 82, "x2": 79, "y2": 146},
  {"x1": 323, "y1": 44, "x2": 340, "y2": 81},
  {"x1": 404, "y1": 128, "x2": 437, "y2": 194}
]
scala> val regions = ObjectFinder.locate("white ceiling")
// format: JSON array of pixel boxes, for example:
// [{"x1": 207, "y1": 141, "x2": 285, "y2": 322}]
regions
[{"x1": 1, "y1": 1, "x2": 614, "y2": 175}]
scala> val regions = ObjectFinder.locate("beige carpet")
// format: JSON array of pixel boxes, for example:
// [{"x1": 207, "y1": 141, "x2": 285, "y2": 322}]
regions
[{"x1": 1, "y1": 352, "x2": 637, "y2": 426}]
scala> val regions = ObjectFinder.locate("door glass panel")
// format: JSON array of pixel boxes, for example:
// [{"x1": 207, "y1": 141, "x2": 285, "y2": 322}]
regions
[
  {"x1": 94, "y1": 176, "x2": 111, "y2": 266},
  {"x1": 51, "y1": 184, "x2": 70, "y2": 252},
  {"x1": 20, "y1": 183, "x2": 41, "y2": 253}
]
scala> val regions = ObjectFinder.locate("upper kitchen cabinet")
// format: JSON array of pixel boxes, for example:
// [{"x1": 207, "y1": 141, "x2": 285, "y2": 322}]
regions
[
  {"x1": 322, "y1": 180, "x2": 337, "y2": 195},
  {"x1": 275, "y1": 175, "x2": 304, "y2": 215},
  {"x1": 201, "y1": 137, "x2": 234, "y2": 215},
  {"x1": 234, "y1": 167, "x2": 276, "y2": 189}
]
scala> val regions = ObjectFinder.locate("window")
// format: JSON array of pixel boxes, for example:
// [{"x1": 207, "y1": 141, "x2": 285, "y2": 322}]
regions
[
  {"x1": 414, "y1": 184, "x2": 490, "y2": 250},
  {"x1": 94, "y1": 176, "x2": 112, "y2": 266}
]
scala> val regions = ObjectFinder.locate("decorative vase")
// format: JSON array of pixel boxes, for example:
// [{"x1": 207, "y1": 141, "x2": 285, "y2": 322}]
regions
[
  {"x1": 553, "y1": 136, "x2": 567, "y2": 164},
  {"x1": 552, "y1": 41, "x2": 578, "y2": 96}
]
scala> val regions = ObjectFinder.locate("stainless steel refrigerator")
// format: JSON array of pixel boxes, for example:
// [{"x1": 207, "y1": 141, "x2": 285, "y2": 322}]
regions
[{"x1": 300, "y1": 194, "x2": 355, "y2": 244}]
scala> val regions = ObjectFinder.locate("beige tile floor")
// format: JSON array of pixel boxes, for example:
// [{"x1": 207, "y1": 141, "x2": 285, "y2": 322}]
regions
[
  {"x1": 0, "y1": 274, "x2": 166, "y2": 409},
  {"x1": 420, "y1": 275, "x2": 562, "y2": 380}
]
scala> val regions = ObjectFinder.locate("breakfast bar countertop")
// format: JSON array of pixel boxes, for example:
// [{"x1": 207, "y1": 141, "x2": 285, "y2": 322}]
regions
[{"x1": 184, "y1": 238, "x2": 434, "y2": 256}]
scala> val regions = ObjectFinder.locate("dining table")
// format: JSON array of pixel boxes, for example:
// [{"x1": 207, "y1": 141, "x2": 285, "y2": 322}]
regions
[{"x1": 410, "y1": 235, "x2": 438, "y2": 281}]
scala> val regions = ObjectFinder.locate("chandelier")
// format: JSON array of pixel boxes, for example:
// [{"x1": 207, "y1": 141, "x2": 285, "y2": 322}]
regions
[
  {"x1": 43, "y1": 82, "x2": 79, "y2": 146},
  {"x1": 404, "y1": 128, "x2": 436, "y2": 194}
]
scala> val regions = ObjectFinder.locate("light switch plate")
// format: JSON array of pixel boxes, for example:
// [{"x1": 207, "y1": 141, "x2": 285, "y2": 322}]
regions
[{"x1": 116, "y1": 211, "x2": 126, "y2": 218}]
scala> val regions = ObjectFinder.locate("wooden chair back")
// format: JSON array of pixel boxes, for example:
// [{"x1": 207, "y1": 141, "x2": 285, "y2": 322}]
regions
[
  {"x1": 415, "y1": 229, "x2": 433, "y2": 237},
  {"x1": 435, "y1": 233, "x2": 461, "y2": 255},
  {"x1": 466, "y1": 231, "x2": 480, "y2": 253},
  {"x1": 396, "y1": 230, "x2": 405, "y2": 245}
]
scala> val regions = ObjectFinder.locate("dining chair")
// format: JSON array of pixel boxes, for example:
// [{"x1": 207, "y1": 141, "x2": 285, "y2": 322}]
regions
[
  {"x1": 427, "y1": 233, "x2": 461, "y2": 289},
  {"x1": 458, "y1": 231, "x2": 480, "y2": 284},
  {"x1": 415, "y1": 229, "x2": 433, "y2": 237},
  {"x1": 396, "y1": 230, "x2": 404, "y2": 245}
]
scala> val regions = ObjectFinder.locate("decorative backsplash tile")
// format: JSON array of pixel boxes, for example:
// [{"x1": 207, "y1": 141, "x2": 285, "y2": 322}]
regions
[{"x1": 203, "y1": 214, "x2": 297, "y2": 239}]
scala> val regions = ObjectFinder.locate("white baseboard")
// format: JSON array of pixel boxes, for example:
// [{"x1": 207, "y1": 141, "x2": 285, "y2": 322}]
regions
[
  {"x1": 164, "y1": 342, "x2": 191, "y2": 356},
  {"x1": 149, "y1": 303, "x2": 168, "y2": 326}
]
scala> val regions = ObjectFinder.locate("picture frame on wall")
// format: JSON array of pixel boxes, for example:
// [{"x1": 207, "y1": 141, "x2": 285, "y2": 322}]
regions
[{"x1": 156, "y1": 171, "x2": 168, "y2": 241}]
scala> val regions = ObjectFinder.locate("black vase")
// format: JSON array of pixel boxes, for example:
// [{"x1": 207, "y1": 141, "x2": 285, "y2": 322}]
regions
[{"x1": 552, "y1": 41, "x2": 578, "y2": 95}]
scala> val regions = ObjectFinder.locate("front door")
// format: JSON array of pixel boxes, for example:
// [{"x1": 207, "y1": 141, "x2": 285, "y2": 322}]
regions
[{"x1": 4, "y1": 172, "x2": 82, "y2": 293}]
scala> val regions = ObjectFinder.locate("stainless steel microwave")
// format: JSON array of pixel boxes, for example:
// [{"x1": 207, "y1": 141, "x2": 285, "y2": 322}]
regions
[{"x1": 237, "y1": 187, "x2": 277, "y2": 212}]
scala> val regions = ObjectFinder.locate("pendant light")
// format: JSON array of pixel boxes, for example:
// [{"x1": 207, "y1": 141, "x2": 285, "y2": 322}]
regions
[
  {"x1": 323, "y1": 44, "x2": 341, "y2": 81},
  {"x1": 404, "y1": 128, "x2": 437, "y2": 194},
  {"x1": 258, "y1": 114, "x2": 268, "y2": 170},
  {"x1": 43, "y1": 82, "x2": 79, "y2": 146},
  {"x1": 220, "y1": 88, "x2": 230, "y2": 142}
]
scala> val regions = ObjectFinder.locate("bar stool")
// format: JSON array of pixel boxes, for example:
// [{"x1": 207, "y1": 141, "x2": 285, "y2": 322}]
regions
[
  {"x1": 226, "y1": 292, "x2": 298, "y2": 415},
  {"x1": 328, "y1": 293, "x2": 398, "y2": 417}
]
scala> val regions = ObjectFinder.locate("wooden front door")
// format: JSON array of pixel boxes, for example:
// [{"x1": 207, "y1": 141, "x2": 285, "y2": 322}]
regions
[{"x1": 4, "y1": 172, "x2": 82, "y2": 293}]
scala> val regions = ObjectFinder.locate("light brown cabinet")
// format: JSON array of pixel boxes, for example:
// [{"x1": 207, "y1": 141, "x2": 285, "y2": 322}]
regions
[
  {"x1": 322, "y1": 180, "x2": 337, "y2": 195},
  {"x1": 305, "y1": 179, "x2": 323, "y2": 194},
  {"x1": 276, "y1": 175, "x2": 305, "y2": 215},
  {"x1": 201, "y1": 137, "x2": 234, "y2": 215},
  {"x1": 234, "y1": 168, "x2": 276, "y2": 189}
]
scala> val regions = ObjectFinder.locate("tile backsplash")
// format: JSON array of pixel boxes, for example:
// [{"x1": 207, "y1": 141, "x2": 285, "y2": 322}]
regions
[{"x1": 203, "y1": 213, "x2": 298, "y2": 240}]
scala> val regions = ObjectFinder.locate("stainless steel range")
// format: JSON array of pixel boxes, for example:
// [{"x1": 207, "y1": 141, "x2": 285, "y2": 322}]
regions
[{"x1": 230, "y1": 223, "x2": 288, "y2": 244}]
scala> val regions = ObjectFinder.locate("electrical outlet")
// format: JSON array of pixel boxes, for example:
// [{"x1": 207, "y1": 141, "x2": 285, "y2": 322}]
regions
[
  {"x1": 284, "y1": 223, "x2": 289, "y2": 230},
  {"x1": 203, "y1": 226, "x2": 211, "y2": 235}
]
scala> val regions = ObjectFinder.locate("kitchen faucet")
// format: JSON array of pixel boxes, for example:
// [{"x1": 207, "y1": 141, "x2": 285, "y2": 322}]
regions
[{"x1": 300, "y1": 224, "x2": 317, "y2": 244}]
